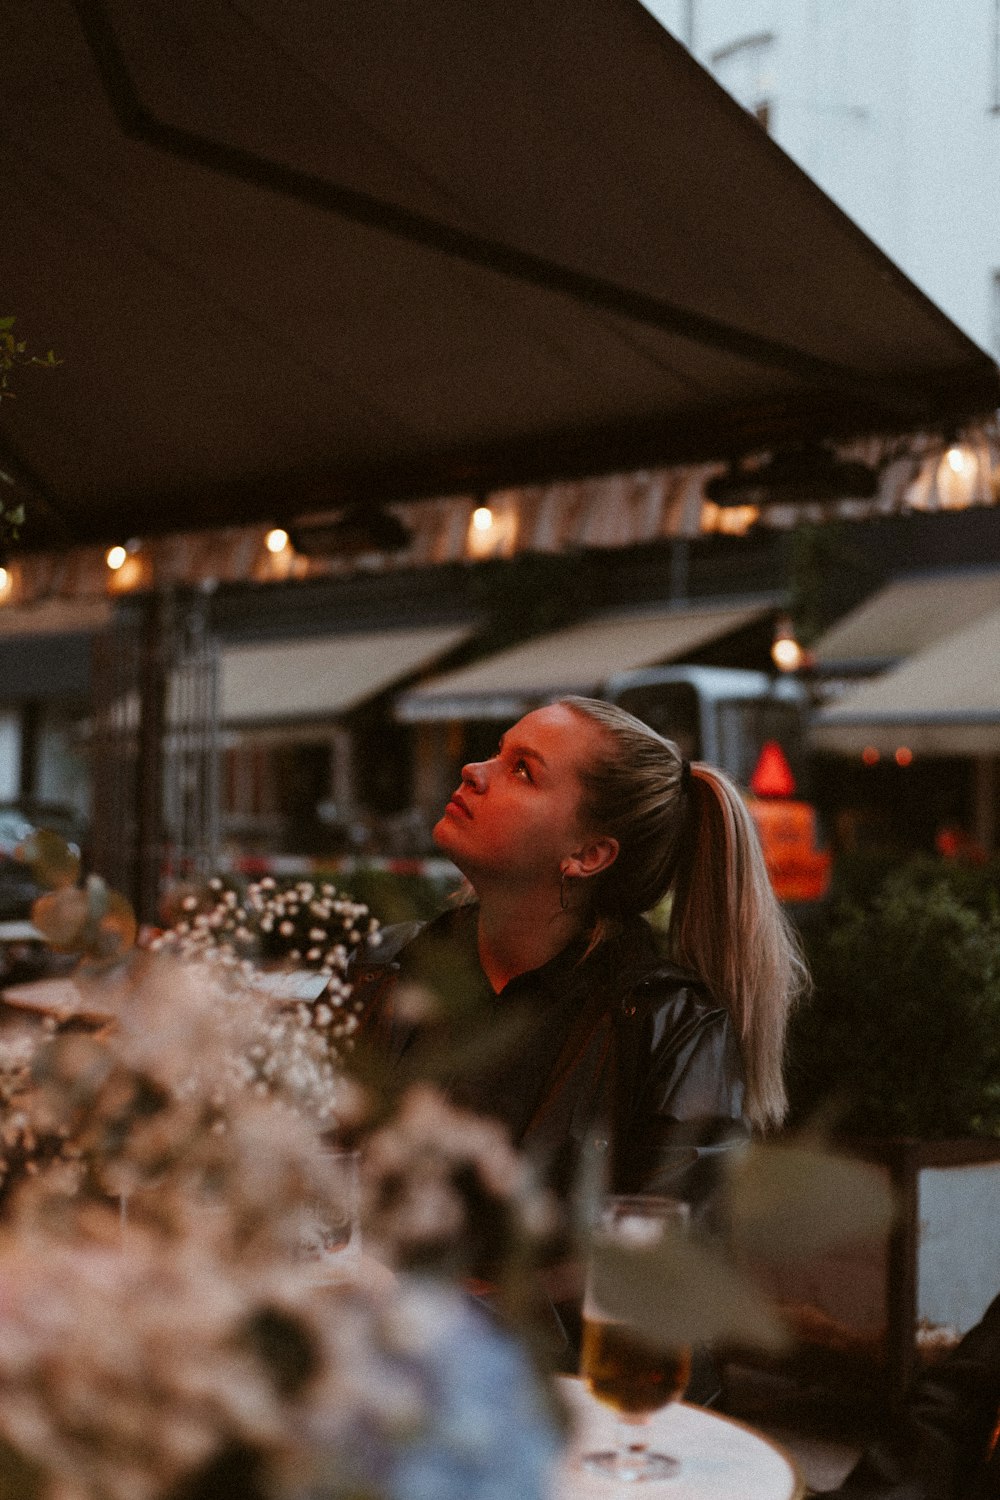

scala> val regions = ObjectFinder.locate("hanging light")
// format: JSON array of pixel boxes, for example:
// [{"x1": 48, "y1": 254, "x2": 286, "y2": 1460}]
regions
[
  {"x1": 933, "y1": 440, "x2": 980, "y2": 509},
  {"x1": 105, "y1": 539, "x2": 146, "y2": 591},
  {"x1": 265, "y1": 526, "x2": 290, "y2": 554},
  {"x1": 106, "y1": 538, "x2": 142, "y2": 572},
  {"x1": 466, "y1": 496, "x2": 519, "y2": 559},
  {"x1": 771, "y1": 616, "x2": 805, "y2": 672}
]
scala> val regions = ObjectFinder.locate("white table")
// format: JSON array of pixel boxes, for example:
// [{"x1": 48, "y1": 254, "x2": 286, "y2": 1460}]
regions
[{"x1": 554, "y1": 1379, "x2": 803, "y2": 1500}]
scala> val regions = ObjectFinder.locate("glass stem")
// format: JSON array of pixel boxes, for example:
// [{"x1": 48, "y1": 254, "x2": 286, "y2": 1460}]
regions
[{"x1": 617, "y1": 1415, "x2": 649, "y2": 1465}]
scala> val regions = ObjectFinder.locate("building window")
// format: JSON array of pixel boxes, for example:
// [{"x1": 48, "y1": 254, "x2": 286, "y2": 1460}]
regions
[{"x1": 710, "y1": 31, "x2": 776, "y2": 131}]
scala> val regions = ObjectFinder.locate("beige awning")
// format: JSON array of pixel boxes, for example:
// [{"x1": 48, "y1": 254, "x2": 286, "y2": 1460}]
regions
[
  {"x1": 395, "y1": 601, "x2": 773, "y2": 722},
  {"x1": 84, "y1": 622, "x2": 474, "y2": 737},
  {"x1": 812, "y1": 569, "x2": 1000, "y2": 670},
  {"x1": 812, "y1": 606, "x2": 1000, "y2": 756},
  {"x1": 220, "y1": 624, "x2": 473, "y2": 726}
]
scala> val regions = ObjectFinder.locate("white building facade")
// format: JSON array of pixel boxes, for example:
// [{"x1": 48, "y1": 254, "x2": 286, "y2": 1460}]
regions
[{"x1": 644, "y1": 0, "x2": 1000, "y2": 360}]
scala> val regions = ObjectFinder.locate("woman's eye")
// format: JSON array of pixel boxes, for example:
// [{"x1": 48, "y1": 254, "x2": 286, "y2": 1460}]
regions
[{"x1": 513, "y1": 758, "x2": 532, "y2": 780}]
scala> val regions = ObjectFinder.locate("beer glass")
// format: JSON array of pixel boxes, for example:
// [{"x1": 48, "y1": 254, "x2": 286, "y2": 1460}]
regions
[
  {"x1": 298, "y1": 1146, "x2": 361, "y2": 1281},
  {"x1": 579, "y1": 1194, "x2": 691, "y2": 1481}
]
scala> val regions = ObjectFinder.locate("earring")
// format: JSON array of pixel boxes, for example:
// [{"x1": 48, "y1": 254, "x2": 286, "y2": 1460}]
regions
[{"x1": 559, "y1": 868, "x2": 570, "y2": 912}]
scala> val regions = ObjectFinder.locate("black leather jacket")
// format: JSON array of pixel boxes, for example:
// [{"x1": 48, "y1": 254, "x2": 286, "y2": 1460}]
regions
[
  {"x1": 351, "y1": 906, "x2": 749, "y2": 1206},
  {"x1": 831, "y1": 1293, "x2": 1000, "y2": 1500}
]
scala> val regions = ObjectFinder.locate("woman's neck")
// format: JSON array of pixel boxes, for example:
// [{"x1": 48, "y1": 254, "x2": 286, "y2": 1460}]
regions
[{"x1": 474, "y1": 886, "x2": 585, "y2": 993}]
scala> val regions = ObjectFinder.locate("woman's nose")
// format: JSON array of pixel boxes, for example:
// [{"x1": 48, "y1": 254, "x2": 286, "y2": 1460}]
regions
[{"x1": 461, "y1": 761, "x2": 488, "y2": 792}]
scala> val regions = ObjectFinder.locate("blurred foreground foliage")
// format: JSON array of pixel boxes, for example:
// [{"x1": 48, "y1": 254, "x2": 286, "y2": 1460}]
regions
[
  {"x1": 20, "y1": 827, "x2": 138, "y2": 971},
  {"x1": 582, "y1": 1132, "x2": 895, "y2": 1357},
  {"x1": 788, "y1": 855, "x2": 1000, "y2": 1138}
]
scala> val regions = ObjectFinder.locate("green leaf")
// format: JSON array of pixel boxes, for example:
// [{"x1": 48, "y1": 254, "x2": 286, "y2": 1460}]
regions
[
  {"x1": 592, "y1": 1222, "x2": 790, "y2": 1354},
  {"x1": 19, "y1": 828, "x2": 81, "y2": 889},
  {"x1": 31, "y1": 885, "x2": 91, "y2": 950},
  {"x1": 723, "y1": 1137, "x2": 897, "y2": 1261},
  {"x1": 0, "y1": 1438, "x2": 43, "y2": 1500}
]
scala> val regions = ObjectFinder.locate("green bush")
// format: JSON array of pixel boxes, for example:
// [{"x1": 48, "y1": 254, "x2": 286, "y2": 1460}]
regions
[
  {"x1": 830, "y1": 848, "x2": 1000, "y2": 920},
  {"x1": 787, "y1": 868, "x2": 1000, "y2": 1139}
]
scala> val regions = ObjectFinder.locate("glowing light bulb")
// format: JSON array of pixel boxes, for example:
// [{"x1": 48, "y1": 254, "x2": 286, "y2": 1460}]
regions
[
  {"x1": 265, "y1": 527, "x2": 289, "y2": 554},
  {"x1": 771, "y1": 636, "x2": 804, "y2": 672},
  {"x1": 945, "y1": 446, "x2": 972, "y2": 475},
  {"x1": 895, "y1": 746, "x2": 913, "y2": 767},
  {"x1": 472, "y1": 506, "x2": 494, "y2": 532},
  {"x1": 0, "y1": 567, "x2": 8, "y2": 592},
  {"x1": 106, "y1": 545, "x2": 127, "y2": 571},
  {"x1": 861, "y1": 746, "x2": 880, "y2": 766}
]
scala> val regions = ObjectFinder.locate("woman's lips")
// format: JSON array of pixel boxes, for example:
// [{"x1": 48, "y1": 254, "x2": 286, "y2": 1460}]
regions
[{"x1": 447, "y1": 793, "x2": 473, "y2": 819}]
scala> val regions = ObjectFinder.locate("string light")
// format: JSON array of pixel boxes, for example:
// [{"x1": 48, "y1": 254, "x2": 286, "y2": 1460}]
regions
[
  {"x1": 472, "y1": 506, "x2": 494, "y2": 532},
  {"x1": 771, "y1": 616, "x2": 805, "y2": 672},
  {"x1": 265, "y1": 527, "x2": 290, "y2": 553},
  {"x1": 935, "y1": 442, "x2": 978, "y2": 509},
  {"x1": 106, "y1": 545, "x2": 127, "y2": 571},
  {"x1": 945, "y1": 446, "x2": 974, "y2": 476}
]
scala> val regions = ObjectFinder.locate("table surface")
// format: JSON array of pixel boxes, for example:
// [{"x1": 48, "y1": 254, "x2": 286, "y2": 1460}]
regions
[
  {"x1": 1, "y1": 976, "x2": 114, "y2": 1024},
  {"x1": 1, "y1": 967, "x2": 329, "y2": 1021},
  {"x1": 553, "y1": 1379, "x2": 804, "y2": 1500}
]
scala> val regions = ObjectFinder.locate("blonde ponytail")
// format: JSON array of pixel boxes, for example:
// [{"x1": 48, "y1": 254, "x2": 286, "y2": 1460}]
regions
[
  {"x1": 669, "y1": 764, "x2": 806, "y2": 1129},
  {"x1": 560, "y1": 697, "x2": 807, "y2": 1130}
]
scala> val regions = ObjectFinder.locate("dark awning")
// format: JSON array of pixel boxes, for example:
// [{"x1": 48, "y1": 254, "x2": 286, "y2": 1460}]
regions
[{"x1": 3, "y1": 0, "x2": 998, "y2": 551}]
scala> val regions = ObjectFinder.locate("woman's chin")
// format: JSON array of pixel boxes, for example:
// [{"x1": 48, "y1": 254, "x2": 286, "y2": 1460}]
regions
[{"x1": 431, "y1": 815, "x2": 458, "y2": 851}]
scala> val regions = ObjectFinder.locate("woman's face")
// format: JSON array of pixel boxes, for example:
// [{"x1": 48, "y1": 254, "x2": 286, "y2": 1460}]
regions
[{"x1": 432, "y1": 703, "x2": 608, "y2": 886}]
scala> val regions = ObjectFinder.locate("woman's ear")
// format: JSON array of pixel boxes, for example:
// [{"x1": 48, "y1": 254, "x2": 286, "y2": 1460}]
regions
[{"x1": 563, "y1": 836, "x2": 619, "y2": 882}]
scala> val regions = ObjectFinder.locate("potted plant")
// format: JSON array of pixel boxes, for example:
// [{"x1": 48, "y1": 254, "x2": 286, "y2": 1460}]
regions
[{"x1": 769, "y1": 858, "x2": 1000, "y2": 1403}]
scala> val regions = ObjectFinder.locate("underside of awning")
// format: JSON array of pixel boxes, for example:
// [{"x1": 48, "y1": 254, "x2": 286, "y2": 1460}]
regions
[
  {"x1": 812, "y1": 607, "x2": 1000, "y2": 756},
  {"x1": 396, "y1": 601, "x2": 772, "y2": 721},
  {"x1": 0, "y1": 597, "x2": 112, "y2": 637},
  {"x1": 812, "y1": 568, "x2": 1000, "y2": 671},
  {"x1": 2, "y1": 1, "x2": 998, "y2": 553}
]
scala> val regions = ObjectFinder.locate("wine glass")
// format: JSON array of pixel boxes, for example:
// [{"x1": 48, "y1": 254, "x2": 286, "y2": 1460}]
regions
[
  {"x1": 298, "y1": 1146, "x2": 362, "y2": 1282},
  {"x1": 579, "y1": 1194, "x2": 691, "y2": 1482}
]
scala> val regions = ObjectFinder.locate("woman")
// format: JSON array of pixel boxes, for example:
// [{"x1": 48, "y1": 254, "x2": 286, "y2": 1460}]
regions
[{"x1": 356, "y1": 696, "x2": 806, "y2": 1205}]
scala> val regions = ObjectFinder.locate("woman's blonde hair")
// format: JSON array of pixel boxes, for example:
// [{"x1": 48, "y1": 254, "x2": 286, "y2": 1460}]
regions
[{"x1": 560, "y1": 696, "x2": 808, "y2": 1131}]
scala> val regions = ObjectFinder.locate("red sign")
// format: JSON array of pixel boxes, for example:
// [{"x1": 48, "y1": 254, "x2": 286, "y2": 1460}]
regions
[{"x1": 750, "y1": 740, "x2": 797, "y2": 799}]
